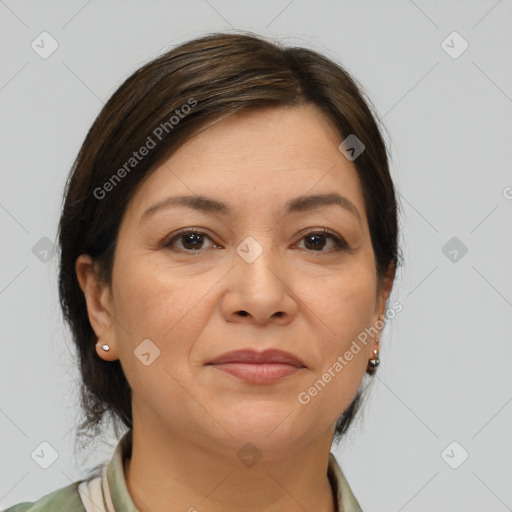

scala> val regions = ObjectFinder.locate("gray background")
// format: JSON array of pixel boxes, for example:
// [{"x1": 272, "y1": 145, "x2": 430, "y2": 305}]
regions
[{"x1": 1, "y1": 1, "x2": 511, "y2": 511}]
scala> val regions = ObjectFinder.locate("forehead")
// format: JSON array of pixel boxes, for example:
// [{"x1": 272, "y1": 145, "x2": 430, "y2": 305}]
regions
[
  {"x1": 178, "y1": 104, "x2": 344, "y2": 169},
  {"x1": 125, "y1": 104, "x2": 367, "y2": 225}
]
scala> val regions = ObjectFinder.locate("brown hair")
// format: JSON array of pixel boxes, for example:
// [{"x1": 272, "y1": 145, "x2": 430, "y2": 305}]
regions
[{"x1": 58, "y1": 31, "x2": 401, "y2": 448}]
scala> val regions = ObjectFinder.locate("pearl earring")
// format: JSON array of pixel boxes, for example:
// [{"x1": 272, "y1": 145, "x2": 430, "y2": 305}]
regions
[
  {"x1": 96, "y1": 343, "x2": 110, "y2": 352},
  {"x1": 367, "y1": 348, "x2": 380, "y2": 374}
]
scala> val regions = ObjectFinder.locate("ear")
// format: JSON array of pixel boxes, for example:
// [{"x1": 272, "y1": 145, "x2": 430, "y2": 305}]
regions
[
  {"x1": 75, "y1": 254, "x2": 118, "y2": 361},
  {"x1": 372, "y1": 261, "x2": 396, "y2": 343}
]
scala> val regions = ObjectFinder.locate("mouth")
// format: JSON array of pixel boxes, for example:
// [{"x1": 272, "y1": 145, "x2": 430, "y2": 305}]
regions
[{"x1": 206, "y1": 349, "x2": 306, "y2": 384}]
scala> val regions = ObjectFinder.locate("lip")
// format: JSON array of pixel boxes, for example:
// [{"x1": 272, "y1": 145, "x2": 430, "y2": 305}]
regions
[
  {"x1": 206, "y1": 349, "x2": 306, "y2": 384},
  {"x1": 207, "y1": 349, "x2": 306, "y2": 367}
]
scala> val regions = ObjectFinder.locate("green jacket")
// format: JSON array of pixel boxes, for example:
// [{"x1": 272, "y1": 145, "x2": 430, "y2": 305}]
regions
[{"x1": 5, "y1": 431, "x2": 363, "y2": 511}]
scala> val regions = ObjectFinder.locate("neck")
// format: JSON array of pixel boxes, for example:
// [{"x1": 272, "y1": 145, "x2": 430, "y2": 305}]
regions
[{"x1": 123, "y1": 421, "x2": 337, "y2": 512}]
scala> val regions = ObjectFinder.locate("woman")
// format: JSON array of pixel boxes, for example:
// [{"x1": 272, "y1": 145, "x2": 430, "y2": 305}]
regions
[{"x1": 6, "y1": 31, "x2": 400, "y2": 512}]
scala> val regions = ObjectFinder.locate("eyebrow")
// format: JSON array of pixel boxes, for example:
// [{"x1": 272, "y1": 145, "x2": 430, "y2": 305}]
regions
[{"x1": 140, "y1": 192, "x2": 362, "y2": 224}]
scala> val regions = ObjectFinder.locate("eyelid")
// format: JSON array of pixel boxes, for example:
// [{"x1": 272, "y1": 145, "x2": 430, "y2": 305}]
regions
[
  {"x1": 161, "y1": 227, "x2": 217, "y2": 249},
  {"x1": 293, "y1": 228, "x2": 348, "y2": 251}
]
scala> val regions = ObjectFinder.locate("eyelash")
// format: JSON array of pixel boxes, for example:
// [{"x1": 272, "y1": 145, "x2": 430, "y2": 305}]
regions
[{"x1": 162, "y1": 228, "x2": 348, "y2": 254}]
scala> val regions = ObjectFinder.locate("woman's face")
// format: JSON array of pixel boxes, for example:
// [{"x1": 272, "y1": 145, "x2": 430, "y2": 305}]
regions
[{"x1": 79, "y1": 104, "x2": 393, "y2": 454}]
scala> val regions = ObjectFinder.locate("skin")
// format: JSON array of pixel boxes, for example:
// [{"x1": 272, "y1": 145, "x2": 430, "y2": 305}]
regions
[{"x1": 76, "y1": 104, "x2": 394, "y2": 512}]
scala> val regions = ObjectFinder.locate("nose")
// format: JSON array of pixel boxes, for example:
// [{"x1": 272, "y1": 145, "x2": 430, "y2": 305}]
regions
[{"x1": 220, "y1": 238, "x2": 298, "y2": 326}]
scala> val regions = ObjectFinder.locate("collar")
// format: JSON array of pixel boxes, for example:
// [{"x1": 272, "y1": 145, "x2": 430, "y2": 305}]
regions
[
  {"x1": 106, "y1": 430, "x2": 362, "y2": 512},
  {"x1": 327, "y1": 453, "x2": 363, "y2": 512},
  {"x1": 106, "y1": 430, "x2": 137, "y2": 512}
]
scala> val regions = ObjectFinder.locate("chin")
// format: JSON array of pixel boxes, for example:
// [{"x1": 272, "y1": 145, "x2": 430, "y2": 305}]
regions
[{"x1": 215, "y1": 407, "x2": 309, "y2": 447}]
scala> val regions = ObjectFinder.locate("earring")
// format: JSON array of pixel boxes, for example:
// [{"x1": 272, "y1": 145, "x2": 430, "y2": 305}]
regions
[
  {"x1": 367, "y1": 348, "x2": 380, "y2": 374},
  {"x1": 96, "y1": 343, "x2": 110, "y2": 352}
]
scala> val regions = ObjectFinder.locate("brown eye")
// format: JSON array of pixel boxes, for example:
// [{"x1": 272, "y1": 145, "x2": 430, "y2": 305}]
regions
[
  {"x1": 163, "y1": 230, "x2": 215, "y2": 252},
  {"x1": 297, "y1": 229, "x2": 347, "y2": 252}
]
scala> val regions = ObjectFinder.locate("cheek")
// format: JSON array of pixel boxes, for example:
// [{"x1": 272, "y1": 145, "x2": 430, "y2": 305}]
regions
[
  {"x1": 309, "y1": 261, "x2": 378, "y2": 346},
  {"x1": 111, "y1": 252, "x2": 218, "y2": 354},
  {"x1": 297, "y1": 269, "x2": 375, "y2": 425},
  {"x1": 110, "y1": 256, "x2": 207, "y2": 401},
  {"x1": 299, "y1": 262, "x2": 376, "y2": 402}
]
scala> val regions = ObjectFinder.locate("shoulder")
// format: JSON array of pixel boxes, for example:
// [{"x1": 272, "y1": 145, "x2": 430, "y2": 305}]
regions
[{"x1": 3, "y1": 481, "x2": 86, "y2": 512}]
